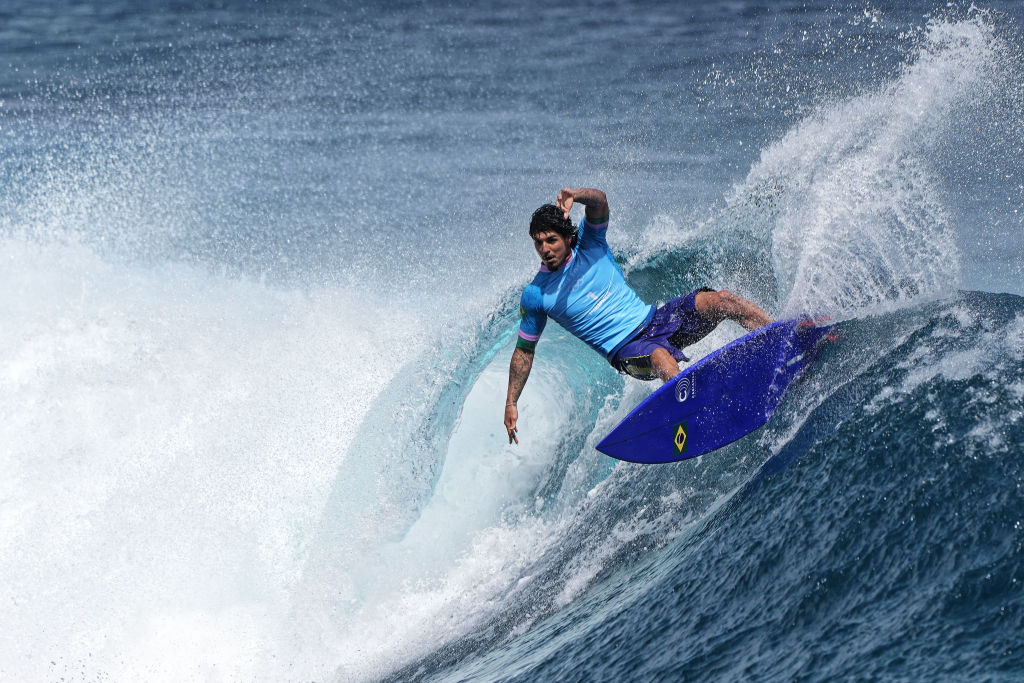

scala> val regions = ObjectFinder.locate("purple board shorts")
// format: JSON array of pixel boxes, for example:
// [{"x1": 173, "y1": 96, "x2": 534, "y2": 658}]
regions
[{"x1": 611, "y1": 287, "x2": 717, "y2": 381}]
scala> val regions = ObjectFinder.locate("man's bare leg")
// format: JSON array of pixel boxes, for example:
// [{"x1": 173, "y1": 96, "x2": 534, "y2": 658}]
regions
[
  {"x1": 651, "y1": 347, "x2": 681, "y2": 382},
  {"x1": 695, "y1": 289, "x2": 773, "y2": 331},
  {"x1": 650, "y1": 290, "x2": 772, "y2": 384}
]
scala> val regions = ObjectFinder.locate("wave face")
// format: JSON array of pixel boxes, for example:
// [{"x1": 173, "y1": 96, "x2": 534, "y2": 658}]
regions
[
  {"x1": 2, "y1": 2, "x2": 1023, "y2": 681},
  {"x1": 411, "y1": 292, "x2": 1024, "y2": 681}
]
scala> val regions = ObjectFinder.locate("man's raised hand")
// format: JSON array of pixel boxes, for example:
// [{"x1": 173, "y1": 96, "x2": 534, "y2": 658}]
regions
[{"x1": 556, "y1": 187, "x2": 575, "y2": 219}]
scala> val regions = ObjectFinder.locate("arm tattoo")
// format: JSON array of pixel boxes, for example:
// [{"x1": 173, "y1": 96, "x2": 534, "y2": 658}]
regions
[{"x1": 507, "y1": 347, "x2": 534, "y2": 403}]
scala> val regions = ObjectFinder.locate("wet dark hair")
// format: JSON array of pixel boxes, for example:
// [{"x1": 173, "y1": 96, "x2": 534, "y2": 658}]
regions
[{"x1": 529, "y1": 204, "x2": 578, "y2": 249}]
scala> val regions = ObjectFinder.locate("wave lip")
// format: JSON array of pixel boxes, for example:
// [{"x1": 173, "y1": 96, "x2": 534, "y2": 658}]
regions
[{"x1": 733, "y1": 15, "x2": 1016, "y2": 317}]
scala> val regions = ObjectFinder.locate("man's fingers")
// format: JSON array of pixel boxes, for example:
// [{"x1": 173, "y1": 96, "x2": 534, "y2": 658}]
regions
[
  {"x1": 557, "y1": 188, "x2": 574, "y2": 218},
  {"x1": 505, "y1": 405, "x2": 520, "y2": 444},
  {"x1": 558, "y1": 190, "x2": 573, "y2": 218},
  {"x1": 505, "y1": 420, "x2": 519, "y2": 445}
]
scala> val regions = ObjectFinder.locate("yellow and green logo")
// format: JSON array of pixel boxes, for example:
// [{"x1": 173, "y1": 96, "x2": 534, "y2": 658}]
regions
[
  {"x1": 672, "y1": 421, "x2": 688, "y2": 457},
  {"x1": 520, "y1": 305, "x2": 526, "y2": 319}
]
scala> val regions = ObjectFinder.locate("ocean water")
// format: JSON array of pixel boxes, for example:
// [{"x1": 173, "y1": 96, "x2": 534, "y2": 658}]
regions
[{"x1": 2, "y1": 1, "x2": 1024, "y2": 680}]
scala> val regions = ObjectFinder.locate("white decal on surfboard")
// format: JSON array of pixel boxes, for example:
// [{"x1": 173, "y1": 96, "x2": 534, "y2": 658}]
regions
[{"x1": 675, "y1": 375, "x2": 695, "y2": 402}]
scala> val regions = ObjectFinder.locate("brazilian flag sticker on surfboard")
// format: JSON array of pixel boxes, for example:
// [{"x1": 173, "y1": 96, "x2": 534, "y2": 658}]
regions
[{"x1": 672, "y1": 421, "x2": 688, "y2": 457}]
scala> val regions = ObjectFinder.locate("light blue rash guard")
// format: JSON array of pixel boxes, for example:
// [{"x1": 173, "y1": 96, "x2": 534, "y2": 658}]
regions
[{"x1": 517, "y1": 215, "x2": 655, "y2": 361}]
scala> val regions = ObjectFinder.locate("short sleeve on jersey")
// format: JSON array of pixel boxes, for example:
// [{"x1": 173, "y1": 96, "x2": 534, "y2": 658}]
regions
[
  {"x1": 578, "y1": 214, "x2": 609, "y2": 249},
  {"x1": 517, "y1": 284, "x2": 546, "y2": 351}
]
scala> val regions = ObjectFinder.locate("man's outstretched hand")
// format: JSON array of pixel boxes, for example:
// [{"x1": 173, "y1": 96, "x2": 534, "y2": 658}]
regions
[{"x1": 504, "y1": 404, "x2": 519, "y2": 444}]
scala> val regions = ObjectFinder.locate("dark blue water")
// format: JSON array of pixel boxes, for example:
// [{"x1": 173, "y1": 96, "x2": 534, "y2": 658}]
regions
[{"x1": 2, "y1": 2, "x2": 1023, "y2": 681}]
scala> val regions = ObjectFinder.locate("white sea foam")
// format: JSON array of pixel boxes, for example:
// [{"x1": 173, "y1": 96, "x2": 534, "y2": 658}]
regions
[{"x1": 0, "y1": 235, "x2": 430, "y2": 681}]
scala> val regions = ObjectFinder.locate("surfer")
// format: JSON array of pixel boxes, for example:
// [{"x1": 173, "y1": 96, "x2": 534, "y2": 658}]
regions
[{"x1": 504, "y1": 187, "x2": 773, "y2": 444}]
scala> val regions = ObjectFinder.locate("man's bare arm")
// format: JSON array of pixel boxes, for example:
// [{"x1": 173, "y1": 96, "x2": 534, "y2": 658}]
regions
[
  {"x1": 504, "y1": 346, "x2": 534, "y2": 444},
  {"x1": 556, "y1": 187, "x2": 609, "y2": 222}
]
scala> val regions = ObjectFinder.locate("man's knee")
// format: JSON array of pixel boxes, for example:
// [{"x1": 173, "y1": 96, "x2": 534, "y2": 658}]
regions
[
  {"x1": 717, "y1": 289, "x2": 746, "y2": 312},
  {"x1": 696, "y1": 289, "x2": 747, "y2": 321},
  {"x1": 695, "y1": 289, "x2": 728, "y2": 318},
  {"x1": 695, "y1": 288, "x2": 772, "y2": 330}
]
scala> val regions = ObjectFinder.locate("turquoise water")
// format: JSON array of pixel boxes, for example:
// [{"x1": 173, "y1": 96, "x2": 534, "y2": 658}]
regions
[{"x1": 2, "y1": 2, "x2": 1023, "y2": 680}]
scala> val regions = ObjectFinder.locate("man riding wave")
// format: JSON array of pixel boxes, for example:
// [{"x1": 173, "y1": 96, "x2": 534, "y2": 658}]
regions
[{"x1": 504, "y1": 187, "x2": 773, "y2": 444}]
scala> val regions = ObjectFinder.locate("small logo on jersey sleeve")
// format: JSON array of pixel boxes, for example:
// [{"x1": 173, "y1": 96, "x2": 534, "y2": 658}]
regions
[{"x1": 520, "y1": 305, "x2": 526, "y2": 318}]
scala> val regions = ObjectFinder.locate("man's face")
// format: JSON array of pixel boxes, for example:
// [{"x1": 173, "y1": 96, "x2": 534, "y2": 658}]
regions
[{"x1": 533, "y1": 231, "x2": 572, "y2": 271}]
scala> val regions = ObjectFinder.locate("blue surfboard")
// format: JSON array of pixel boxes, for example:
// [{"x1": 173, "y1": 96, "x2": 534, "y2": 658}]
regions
[{"x1": 596, "y1": 318, "x2": 834, "y2": 464}]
